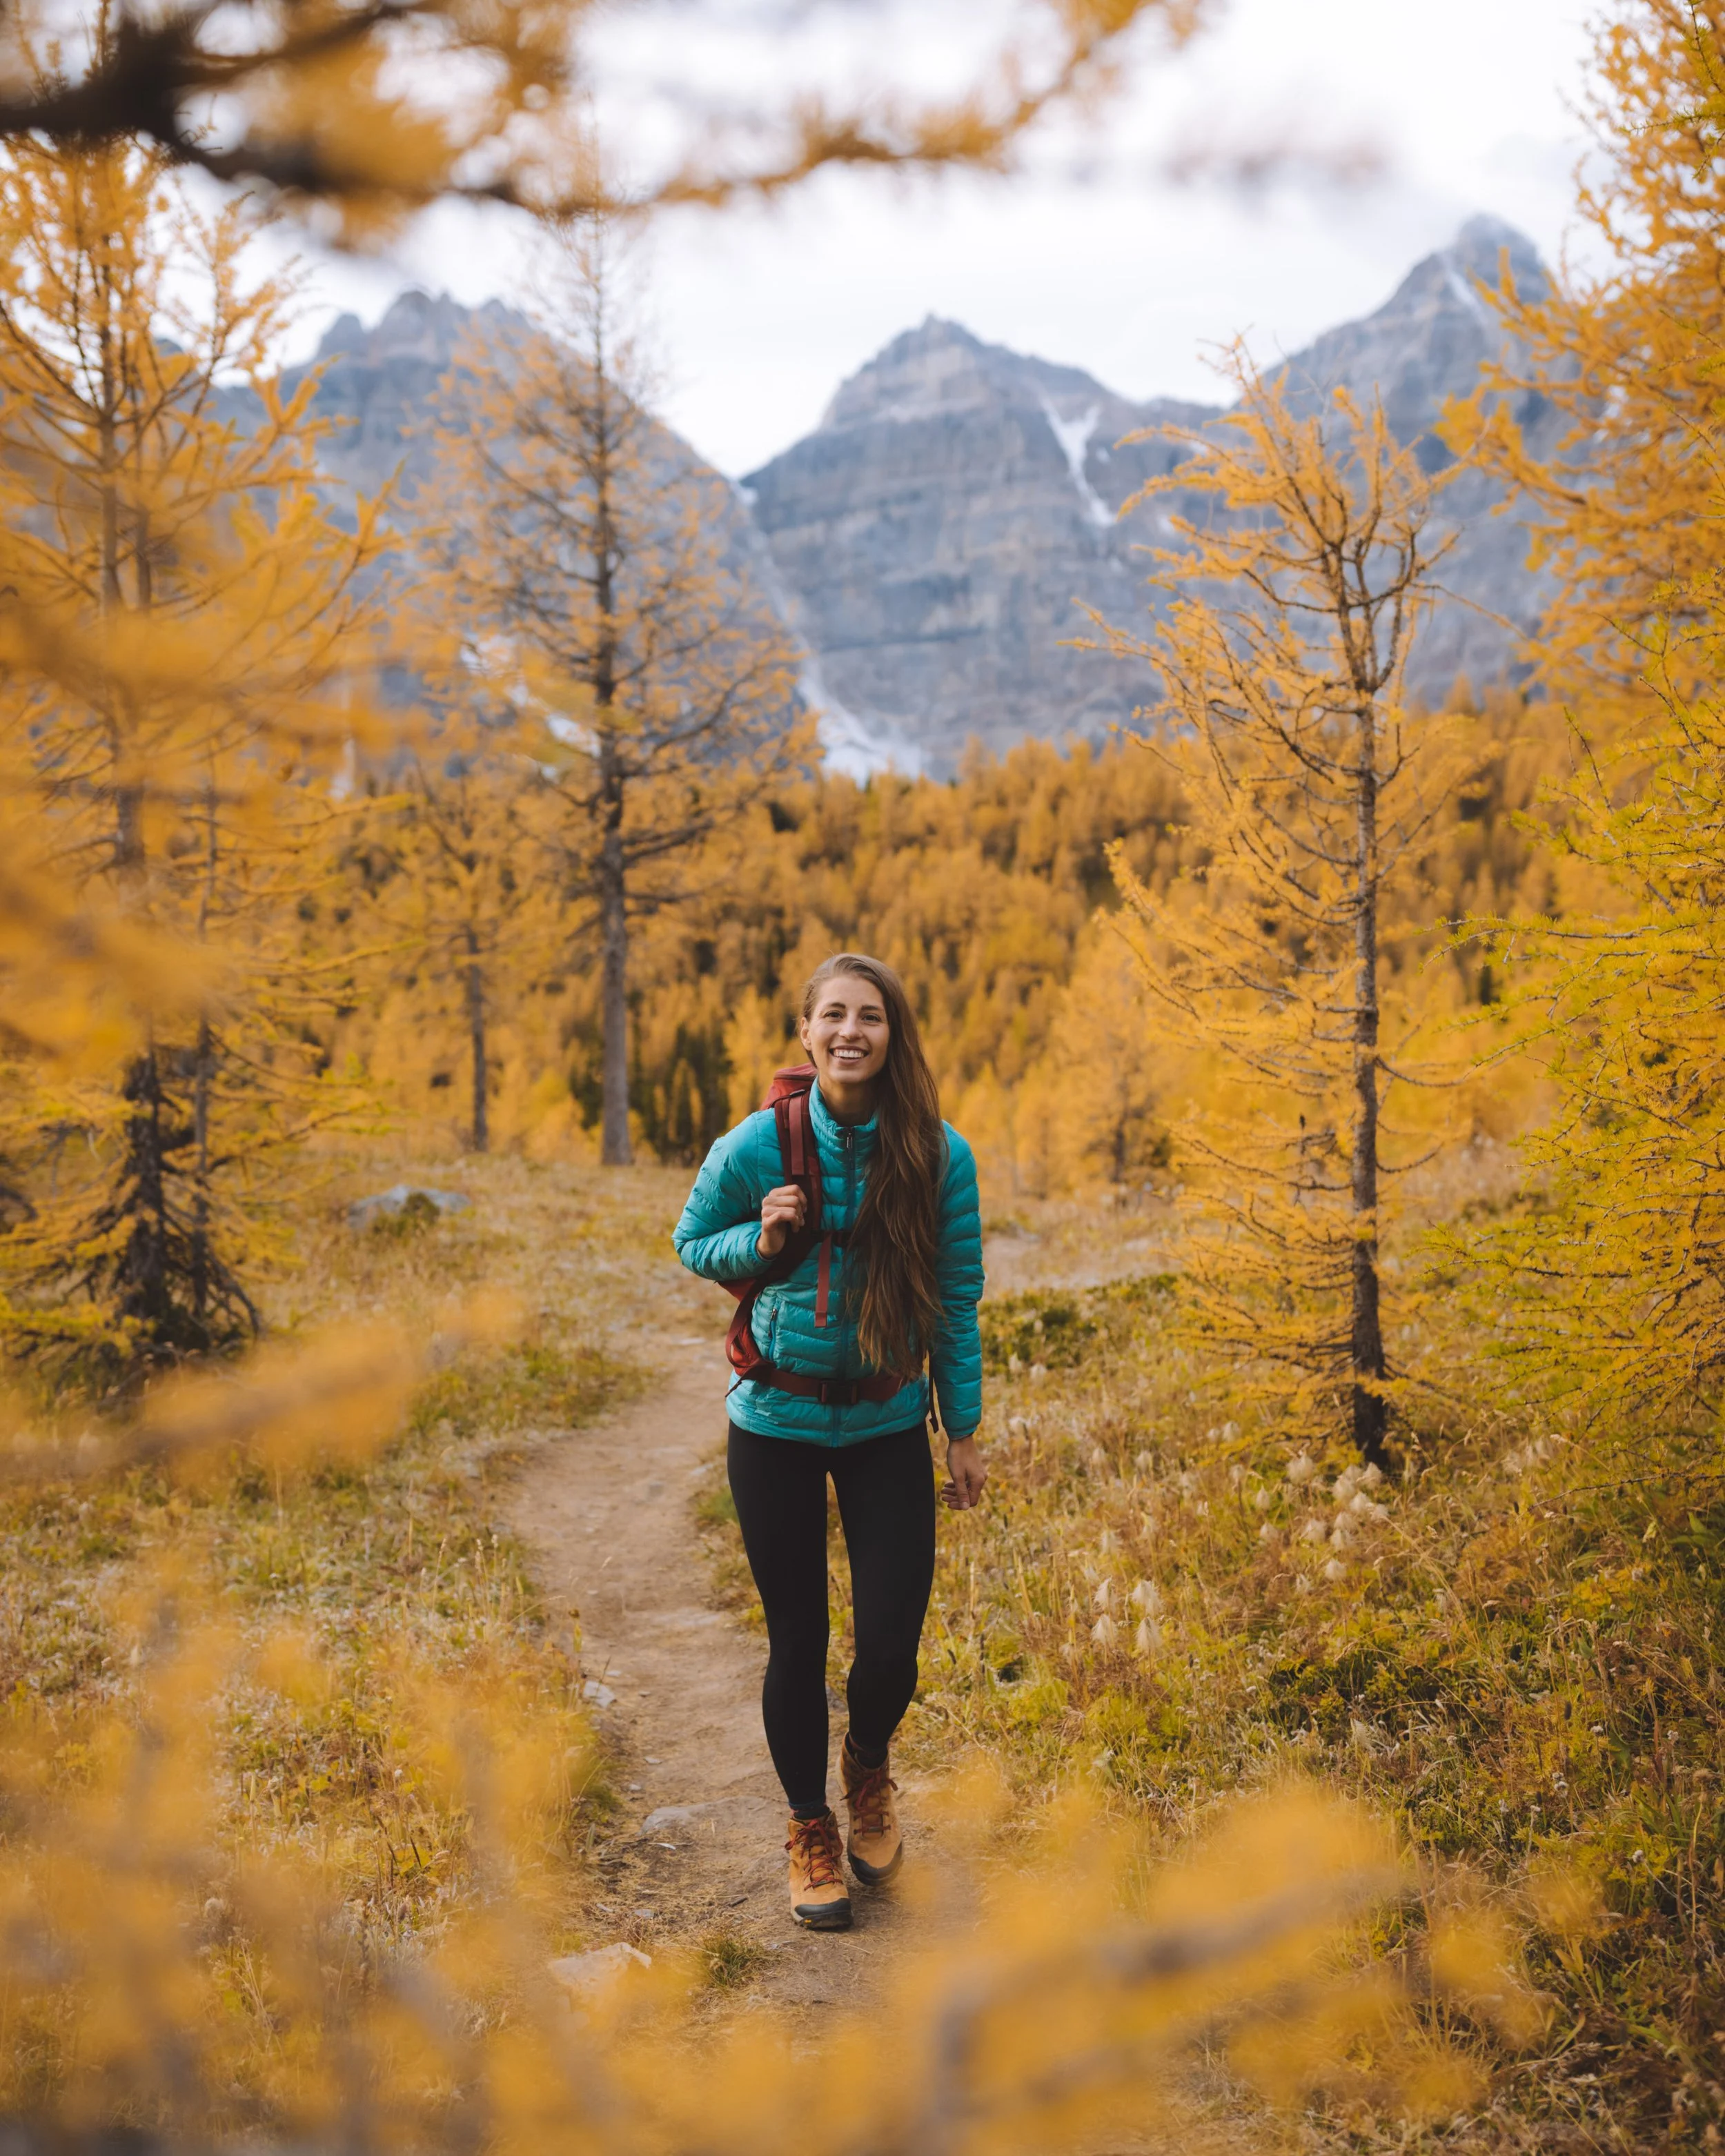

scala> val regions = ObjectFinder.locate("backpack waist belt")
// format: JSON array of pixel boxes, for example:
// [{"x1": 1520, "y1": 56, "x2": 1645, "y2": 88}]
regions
[{"x1": 745, "y1": 1367, "x2": 914, "y2": 1407}]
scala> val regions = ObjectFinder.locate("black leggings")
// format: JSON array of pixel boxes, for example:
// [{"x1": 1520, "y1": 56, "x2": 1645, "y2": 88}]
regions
[{"x1": 727, "y1": 1419, "x2": 936, "y2": 1814}]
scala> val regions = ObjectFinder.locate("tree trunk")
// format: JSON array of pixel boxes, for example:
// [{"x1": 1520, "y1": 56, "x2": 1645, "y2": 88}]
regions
[
  {"x1": 464, "y1": 925, "x2": 489, "y2": 1154},
  {"x1": 189, "y1": 776, "x2": 217, "y2": 1325},
  {"x1": 115, "y1": 1041, "x2": 175, "y2": 1339},
  {"x1": 190, "y1": 1016, "x2": 213, "y2": 1327},
  {"x1": 598, "y1": 738, "x2": 631, "y2": 1165},
  {"x1": 591, "y1": 362, "x2": 632, "y2": 1169},
  {"x1": 1350, "y1": 702, "x2": 1388, "y2": 1468}
]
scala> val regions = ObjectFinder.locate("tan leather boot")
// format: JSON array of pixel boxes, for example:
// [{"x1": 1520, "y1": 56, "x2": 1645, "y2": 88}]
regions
[
  {"x1": 785, "y1": 1810, "x2": 852, "y2": 1930},
  {"x1": 840, "y1": 1734, "x2": 903, "y2": 1884}
]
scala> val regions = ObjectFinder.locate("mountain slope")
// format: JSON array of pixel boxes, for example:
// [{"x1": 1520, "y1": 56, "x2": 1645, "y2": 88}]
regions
[
  {"x1": 740, "y1": 321, "x2": 1216, "y2": 776},
  {"x1": 1270, "y1": 213, "x2": 1563, "y2": 700},
  {"x1": 278, "y1": 290, "x2": 787, "y2": 706},
  {"x1": 744, "y1": 215, "x2": 1562, "y2": 777},
  {"x1": 289, "y1": 218, "x2": 1566, "y2": 781}
]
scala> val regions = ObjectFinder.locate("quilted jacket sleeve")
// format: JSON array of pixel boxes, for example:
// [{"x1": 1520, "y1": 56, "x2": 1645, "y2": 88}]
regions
[
  {"x1": 929, "y1": 1127, "x2": 985, "y2": 1438},
  {"x1": 673, "y1": 1116, "x2": 771, "y2": 1284}
]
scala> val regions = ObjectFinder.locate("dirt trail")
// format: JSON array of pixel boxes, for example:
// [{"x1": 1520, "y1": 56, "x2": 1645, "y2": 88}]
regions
[{"x1": 508, "y1": 1339, "x2": 952, "y2": 2012}]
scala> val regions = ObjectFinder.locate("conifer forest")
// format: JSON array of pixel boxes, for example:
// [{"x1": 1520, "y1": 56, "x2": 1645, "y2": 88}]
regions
[{"x1": 0, "y1": 1, "x2": 1722, "y2": 2149}]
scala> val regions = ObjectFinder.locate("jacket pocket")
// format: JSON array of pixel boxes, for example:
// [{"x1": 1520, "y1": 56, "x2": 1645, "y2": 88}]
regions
[{"x1": 758, "y1": 1294, "x2": 779, "y2": 1367}]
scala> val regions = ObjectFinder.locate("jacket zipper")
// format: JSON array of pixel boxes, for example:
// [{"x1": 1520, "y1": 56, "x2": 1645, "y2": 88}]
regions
[{"x1": 840, "y1": 1124, "x2": 856, "y2": 1430}]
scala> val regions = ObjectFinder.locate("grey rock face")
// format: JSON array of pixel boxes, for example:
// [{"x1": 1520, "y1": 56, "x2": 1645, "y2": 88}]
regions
[
  {"x1": 745, "y1": 215, "x2": 1564, "y2": 778},
  {"x1": 291, "y1": 218, "x2": 1566, "y2": 782},
  {"x1": 742, "y1": 319, "x2": 1218, "y2": 775},
  {"x1": 1270, "y1": 214, "x2": 1564, "y2": 699},
  {"x1": 283, "y1": 288, "x2": 522, "y2": 500}
]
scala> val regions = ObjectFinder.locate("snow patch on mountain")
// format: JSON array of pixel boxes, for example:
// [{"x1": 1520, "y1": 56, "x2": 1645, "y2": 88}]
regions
[{"x1": 1039, "y1": 397, "x2": 1115, "y2": 529}]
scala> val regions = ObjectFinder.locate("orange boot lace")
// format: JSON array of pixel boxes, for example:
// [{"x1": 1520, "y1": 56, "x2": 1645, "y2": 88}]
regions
[
  {"x1": 847, "y1": 1760, "x2": 896, "y2": 1838},
  {"x1": 786, "y1": 1810, "x2": 845, "y2": 1888}
]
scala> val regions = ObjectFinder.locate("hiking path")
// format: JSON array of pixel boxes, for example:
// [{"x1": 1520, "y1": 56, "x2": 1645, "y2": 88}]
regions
[{"x1": 507, "y1": 1336, "x2": 954, "y2": 2015}]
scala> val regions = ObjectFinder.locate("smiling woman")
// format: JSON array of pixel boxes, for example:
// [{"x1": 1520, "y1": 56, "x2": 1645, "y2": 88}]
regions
[{"x1": 673, "y1": 951, "x2": 985, "y2": 1932}]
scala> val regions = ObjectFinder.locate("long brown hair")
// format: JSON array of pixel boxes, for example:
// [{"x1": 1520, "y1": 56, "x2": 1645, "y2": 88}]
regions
[{"x1": 802, "y1": 953, "x2": 945, "y2": 1376}]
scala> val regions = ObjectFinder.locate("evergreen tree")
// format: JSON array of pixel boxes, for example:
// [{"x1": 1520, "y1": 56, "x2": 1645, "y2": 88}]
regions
[
  {"x1": 424, "y1": 212, "x2": 802, "y2": 1166},
  {"x1": 1101, "y1": 362, "x2": 1465, "y2": 1464},
  {"x1": 0, "y1": 122, "x2": 386, "y2": 1375}
]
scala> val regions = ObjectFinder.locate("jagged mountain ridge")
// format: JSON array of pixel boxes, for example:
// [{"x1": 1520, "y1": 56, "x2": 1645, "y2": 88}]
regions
[
  {"x1": 287, "y1": 215, "x2": 1561, "y2": 779},
  {"x1": 742, "y1": 214, "x2": 1562, "y2": 777},
  {"x1": 739, "y1": 324, "x2": 1215, "y2": 773}
]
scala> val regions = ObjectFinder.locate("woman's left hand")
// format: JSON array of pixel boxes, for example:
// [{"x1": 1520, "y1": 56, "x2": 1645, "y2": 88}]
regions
[{"x1": 942, "y1": 1435, "x2": 987, "y2": 1510}]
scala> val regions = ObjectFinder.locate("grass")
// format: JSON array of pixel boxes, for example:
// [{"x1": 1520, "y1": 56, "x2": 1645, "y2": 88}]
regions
[
  {"x1": 698, "y1": 1929, "x2": 769, "y2": 1990},
  {"x1": 0, "y1": 1152, "x2": 705, "y2": 2118},
  {"x1": 7, "y1": 1158, "x2": 1721, "y2": 2148},
  {"x1": 686, "y1": 1189, "x2": 1724, "y2": 2144},
  {"x1": 907, "y1": 1238, "x2": 1725, "y2": 2150}
]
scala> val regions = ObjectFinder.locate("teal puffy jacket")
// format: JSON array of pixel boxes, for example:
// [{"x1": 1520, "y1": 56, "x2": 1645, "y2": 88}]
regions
[{"x1": 673, "y1": 1081, "x2": 985, "y2": 1447}]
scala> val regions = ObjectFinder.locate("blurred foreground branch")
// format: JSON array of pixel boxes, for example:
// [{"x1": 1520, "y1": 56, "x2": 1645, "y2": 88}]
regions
[
  {"x1": 0, "y1": 0, "x2": 1203, "y2": 238},
  {"x1": 0, "y1": 1727, "x2": 1518, "y2": 2153},
  {"x1": 0, "y1": 1289, "x2": 520, "y2": 1481}
]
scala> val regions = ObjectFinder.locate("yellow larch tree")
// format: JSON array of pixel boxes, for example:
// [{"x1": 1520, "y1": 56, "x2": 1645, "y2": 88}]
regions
[
  {"x1": 1461, "y1": 620, "x2": 1725, "y2": 1437},
  {"x1": 1038, "y1": 926, "x2": 1172, "y2": 1196},
  {"x1": 1099, "y1": 362, "x2": 1465, "y2": 1464},
  {"x1": 0, "y1": 123, "x2": 388, "y2": 1374},
  {"x1": 1447, "y1": 0, "x2": 1725, "y2": 704},
  {"x1": 1446, "y1": 1, "x2": 1725, "y2": 1440},
  {"x1": 424, "y1": 211, "x2": 803, "y2": 1165},
  {"x1": 352, "y1": 718, "x2": 549, "y2": 1155}
]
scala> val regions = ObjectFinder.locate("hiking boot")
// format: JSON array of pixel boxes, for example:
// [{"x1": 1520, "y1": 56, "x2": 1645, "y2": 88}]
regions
[
  {"x1": 840, "y1": 1734, "x2": 903, "y2": 1885},
  {"x1": 786, "y1": 1810, "x2": 852, "y2": 1930}
]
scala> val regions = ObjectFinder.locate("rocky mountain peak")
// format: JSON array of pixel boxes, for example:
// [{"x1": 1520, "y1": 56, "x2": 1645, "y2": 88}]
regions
[
  {"x1": 1447, "y1": 212, "x2": 1547, "y2": 295},
  {"x1": 1274, "y1": 216, "x2": 1547, "y2": 454},
  {"x1": 282, "y1": 218, "x2": 1564, "y2": 778},
  {"x1": 745, "y1": 217, "x2": 1562, "y2": 774},
  {"x1": 286, "y1": 290, "x2": 524, "y2": 493},
  {"x1": 310, "y1": 288, "x2": 517, "y2": 372},
  {"x1": 821, "y1": 317, "x2": 1016, "y2": 429}
]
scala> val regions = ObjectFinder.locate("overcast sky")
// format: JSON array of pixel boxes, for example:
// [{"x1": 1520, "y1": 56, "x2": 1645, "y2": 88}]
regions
[{"x1": 286, "y1": 0, "x2": 1601, "y2": 477}]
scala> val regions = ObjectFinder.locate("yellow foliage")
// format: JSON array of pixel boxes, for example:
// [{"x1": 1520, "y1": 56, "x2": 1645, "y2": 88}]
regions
[
  {"x1": 1444, "y1": 0, "x2": 1725, "y2": 705},
  {"x1": 0, "y1": 1, "x2": 1203, "y2": 236},
  {"x1": 1098, "y1": 357, "x2": 1473, "y2": 1457},
  {"x1": 0, "y1": 1557, "x2": 1488, "y2": 2153},
  {"x1": 0, "y1": 128, "x2": 390, "y2": 1372}
]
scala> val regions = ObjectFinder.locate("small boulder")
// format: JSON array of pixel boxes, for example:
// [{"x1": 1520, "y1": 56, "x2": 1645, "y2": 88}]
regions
[
  {"x1": 346, "y1": 1183, "x2": 472, "y2": 1232},
  {"x1": 640, "y1": 1803, "x2": 713, "y2": 1833},
  {"x1": 547, "y1": 1942, "x2": 652, "y2": 2004}
]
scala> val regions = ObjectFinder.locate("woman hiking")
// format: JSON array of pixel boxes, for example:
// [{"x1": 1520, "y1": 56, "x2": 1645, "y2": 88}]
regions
[{"x1": 673, "y1": 953, "x2": 986, "y2": 1932}]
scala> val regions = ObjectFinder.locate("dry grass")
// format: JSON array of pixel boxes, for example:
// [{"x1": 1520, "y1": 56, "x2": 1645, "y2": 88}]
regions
[
  {"x1": 905, "y1": 1265, "x2": 1724, "y2": 2146},
  {"x1": 0, "y1": 1150, "x2": 710, "y2": 2115},
  {"x1": 5, "y1": 1153, "x2": 1719, "y2": 2149},
  {"x1": 682, "y1": 1185, "x2": 1725, "y2": 2147}
]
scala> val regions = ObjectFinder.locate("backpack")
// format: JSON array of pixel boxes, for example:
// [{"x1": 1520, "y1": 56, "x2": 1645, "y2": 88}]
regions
[{"x1": 722, "y1": 1065, "x2": 916, "y2": 1408}]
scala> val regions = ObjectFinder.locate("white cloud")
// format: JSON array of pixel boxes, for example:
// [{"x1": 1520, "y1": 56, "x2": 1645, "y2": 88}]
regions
[{"x1": 263, "y1": 0, "x2": 1601, "y2": 475}]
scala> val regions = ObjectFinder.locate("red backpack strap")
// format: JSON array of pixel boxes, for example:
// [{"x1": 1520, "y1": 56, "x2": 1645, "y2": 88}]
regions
[
  {"x1": 722, "y1": 1066, "x2": 908, "y2": 1403},
  {"x1": 724, "y1": 1069, "x2": 823, "y2": 1380},
  {"x1": 773, "y1": 1080, "x2": 822, "y2": 1234}
]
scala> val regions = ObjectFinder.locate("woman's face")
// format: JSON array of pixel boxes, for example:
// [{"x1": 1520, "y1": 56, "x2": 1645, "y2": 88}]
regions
[{"x1": 800, "y1": 972, "x2": 891, "y2": 1092}]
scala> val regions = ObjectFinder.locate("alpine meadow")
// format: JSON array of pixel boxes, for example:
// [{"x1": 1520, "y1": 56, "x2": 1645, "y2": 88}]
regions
[{"x1": 0, "y1": 1, "x2": 1722, "y2": 2152}]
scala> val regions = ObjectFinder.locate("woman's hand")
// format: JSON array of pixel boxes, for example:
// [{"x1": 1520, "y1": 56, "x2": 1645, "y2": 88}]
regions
[
  {"x1": 942, "y1": 1435, "x2": 987, "y2": 1510},
  {"x1": 756, "y1": 1183, "x2": 807, "y2": 1258}
]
